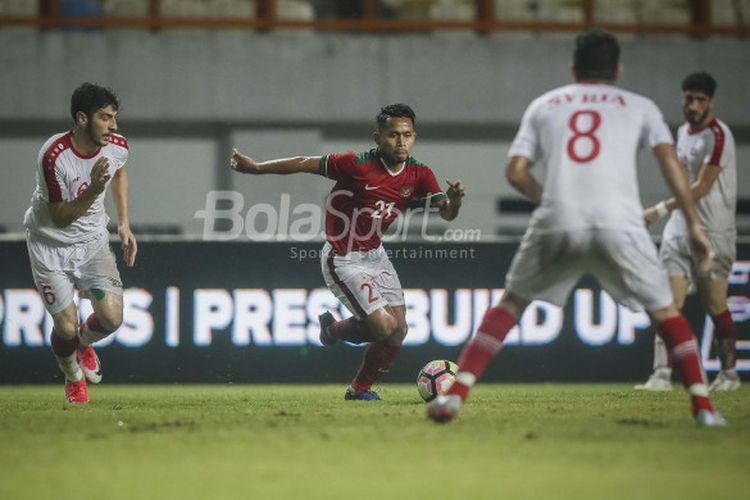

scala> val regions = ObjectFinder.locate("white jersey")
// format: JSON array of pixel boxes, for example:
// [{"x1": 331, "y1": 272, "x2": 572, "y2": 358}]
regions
[
  {"x1": 509, "y1": 83, "x2": 674, "y2": 234},
  {"x1": 23, "y1": 130, "x2": 129, "y2": 245},
  {"x1": 663, "y1": 118, "x2": 736, "y2": 238}
]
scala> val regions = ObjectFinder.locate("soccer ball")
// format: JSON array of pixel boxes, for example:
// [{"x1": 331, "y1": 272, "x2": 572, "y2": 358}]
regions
[{"x1": 416, "y1": 359, "x2": 458, "y2": 402}]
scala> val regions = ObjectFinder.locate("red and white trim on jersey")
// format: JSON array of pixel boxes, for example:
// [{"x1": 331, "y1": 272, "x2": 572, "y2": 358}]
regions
[
  {"x1": 688, "y1": 118, "x2": 726, "y2": 166},
  {"x1": 708, "y1": 118, "x2": 725, "y2": 166},
  {"x1": 41, "y1": 133, "x2": 73, "y2": 203},
  {"x1": 109, "y1": 133, "x2": 129, "y2": 150},
  {"x1": 325, "y1": 252, "x2": 367, "y2": 318}
]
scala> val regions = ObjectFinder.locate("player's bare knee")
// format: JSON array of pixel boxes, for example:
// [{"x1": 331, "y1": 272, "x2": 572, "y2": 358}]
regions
[
  {"x1": 703, "y1": 294, "x2": 728, "y2": 316},
  {"x1": 97, "y1": 310, "x2": 123, "y2": 333},
  {"x1": 498, "y1": 292, "x2": 529, "y2": 319},
  {"x1": 52, "y1": 308, "x2": 79, "y2": 339},
  {"x1": 369, "y1": 313, "x2": 399, "y2": 341},
  {"x1": 649, "y1": 304, "x2": 680, "y2": 325},
  {"x1": 385, "y1": 323, "x2": 408, "y2": 345},
  {"x1": 54, "y1": 321, "x2": 78, "y2": 340},
  {"x1": 385, "y1": 315, "x2": 401, "y2": 338},
  {"x1": 93, "y1": 293, "x2": 124, "y2": 331}
]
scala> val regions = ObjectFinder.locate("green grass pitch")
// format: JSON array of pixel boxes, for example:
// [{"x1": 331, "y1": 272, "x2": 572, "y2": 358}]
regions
[{"x1": 0, "y1": 384, "x2": 747, "y2": 500}]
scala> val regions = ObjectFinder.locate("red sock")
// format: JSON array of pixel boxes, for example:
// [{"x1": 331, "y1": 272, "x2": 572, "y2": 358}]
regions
[
  {"x1": 330, "y1": 317, "x2": 377, "y2": 344},
  {"x1": 711, "y1": 310, "x2": 737, "y2": 368},
  {"x1": 79, "y1": 313, "x2": 110, "y2": 346},
  {"x1": 447, "y1": 307, "x2": 517, "y2": 401},
  {"x1": 50, "y1": 329, "x2": 79, "y2": 357},
  {"x1": 351, "y1": 342, "x2": 401, "y2": 392},
  {"x1": 657, "y1": 315, "x2": 713, "y2": 415},
  {"x1": 84, "y1": 313, "x2": 107, "y2": 333}
]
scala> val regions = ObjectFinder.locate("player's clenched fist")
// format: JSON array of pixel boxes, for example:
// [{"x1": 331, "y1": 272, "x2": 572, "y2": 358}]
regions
[
  {"x1": 89, "y1": 157, "x2": 111, "y2": 194},
  {"x1": 446, "y1": 180, "x2": 465, "y2": 206}
]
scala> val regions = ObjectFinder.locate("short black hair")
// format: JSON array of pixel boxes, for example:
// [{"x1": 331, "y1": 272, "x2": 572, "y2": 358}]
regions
[
  {"x1": 573, "y1": 30, "x2": 620, "y2": 81},
  {"x1": 376, "y1": 104, "x2": 416, "y2": 130},
  {"x1": 70, "y1": 82, "x2": 119, "y2": 121},
  {"x1": 681, "y1": 72, "x2": 717, "y2": 97}
]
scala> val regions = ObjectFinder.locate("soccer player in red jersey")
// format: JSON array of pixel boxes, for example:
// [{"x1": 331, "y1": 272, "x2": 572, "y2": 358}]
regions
[{"x1": 231, "y1": 104, "x2": 465, "y2": 400}]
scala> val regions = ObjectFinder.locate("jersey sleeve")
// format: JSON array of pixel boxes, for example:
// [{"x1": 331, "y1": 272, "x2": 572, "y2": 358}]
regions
[
  {"x1": 319, "y1": 151, "x2": 357, "y2": 181},
  {"x1": 109, "y1": 134, "x2": 129, "y2": 171},
  {"x1": 640, "y1": 100, "x2": 674, "y2": 149},
  {"x1": 40, "y1": 151, "x2": 71, "y2": 203},
  {"x1": 508, "y1": 99, "x2": 541, "y2": 161},
  {"x1": 703, "y1": 122, "x2": 727, "y2": 167},
  {"x1": 414, "y1": 166, "x2": 448, "y2": 206}
]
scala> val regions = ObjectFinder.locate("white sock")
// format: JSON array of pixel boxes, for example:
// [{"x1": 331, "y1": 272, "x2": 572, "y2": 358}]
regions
[
  {"x1": 456, "y1": 371, "x2": 477, "y2": 387},
  {"x1": 653, "y1": 335, "x2": 670, "y2": 371},
  {"x1": 79, "y1": 324, "x2": 110, "y2": 347},
  {"x1": 56, "y1": 353, "x2": 83, "y2": 382}
]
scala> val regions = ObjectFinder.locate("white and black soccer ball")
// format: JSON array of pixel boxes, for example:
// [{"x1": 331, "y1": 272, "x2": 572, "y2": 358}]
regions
[{"x1": 416, "y1": 359, "x2": 458, "y2": 402}]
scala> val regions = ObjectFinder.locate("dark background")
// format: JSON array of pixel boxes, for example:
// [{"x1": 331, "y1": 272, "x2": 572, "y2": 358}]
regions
[{"x1": 1, "y1": 240, "x2": 747, "y2": 384}]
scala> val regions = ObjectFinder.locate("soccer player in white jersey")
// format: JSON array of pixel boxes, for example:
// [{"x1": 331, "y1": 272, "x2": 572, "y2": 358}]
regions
[
  {"x1": 636, "y1": 73, "x2": 740, "y2": 392},
  {"x1": 23, "y1": 83, "x2": 137, "y2": 404},
  {"x1": 427, "y1": 30, "x2": 725, "y2": 426}
]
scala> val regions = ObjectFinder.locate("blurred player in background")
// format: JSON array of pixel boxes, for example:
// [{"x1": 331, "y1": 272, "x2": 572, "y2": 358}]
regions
[
  {"x1": 427, "y1": 30, "x2": 726, "y2": 426},
  {"x1": 636, "y1": 72, "x2": 739, "y2": 392},
  {"x1": 23, "y1": 83, "x2": 137, "y2": 404},
  {"x1": 231, "y1": 104, "x2": 464, "y2": 400}
]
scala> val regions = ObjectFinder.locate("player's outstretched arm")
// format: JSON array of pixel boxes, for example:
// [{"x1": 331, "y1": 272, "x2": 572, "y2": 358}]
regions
[
  {"x1": 438, "y1": 180, "x2": 465, "y2": 221},
  {"x1": 644, "y1": 163, "x2": 721, "y2": 225},
  {"x1": 47, "y1": 156, "x2": 110, "y2": 228},
  {"x1": 652, "y1": 143, "x2": 711, "y2": 272},
  {"x1": 506, "y1": 156, "x2": 542, "y2": 204},
  {"x1": 111, "y1": 167, "x2": 137, "y2": 267},
  {"x1": 230, "y1": 148, "x2": 320, "y2": 175}
]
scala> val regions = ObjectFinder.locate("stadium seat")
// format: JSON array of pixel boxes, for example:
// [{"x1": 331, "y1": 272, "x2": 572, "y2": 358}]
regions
[
  {"x1": 711, "y1": 0, "x2": 750, "y2": 27},
  {"x1": 494, "y1": 0, "x2": 536, "y2": 22},
  {"x1": 159, "y1": 0, "x2": 254, "y2": 18},
  {"x1": 103, "y1": 0, "x2": 148, "y2": 17},
  {"x1": 0, "y1": 0, "x2": 38, "y2": 16},
  {"x1": 394, "y1": 0, "x2": 436, "y2": 20},
  {"x1": 429, "y1": 0, "x2": 475, "y2": 21},
  {"x1": 495, "y1": 0, "x2": 583, "y2": 23},
  {"x1": 60, "y1": 0, "x2": 105, "y2": 18},
  {"x1": 640, "y1": 0, "x2": 690, "y2": 25},
  {"x1": 594, "y1": 0, "x2": 639, "y2": 24},
  {"x1": 277, "y1": 0, "x2": 315, "y2": 20}
]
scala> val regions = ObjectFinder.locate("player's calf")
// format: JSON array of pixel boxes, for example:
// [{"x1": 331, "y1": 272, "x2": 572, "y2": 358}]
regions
[
  {"x1": 654, "y1": 315, "x2": 729, "y2": 424},
  {"x1": 51, "y1": 329, "x2": 83, "y2": 380},
  {"x1": 364, "y1": 311, "x2": 401, "y2": 342}
]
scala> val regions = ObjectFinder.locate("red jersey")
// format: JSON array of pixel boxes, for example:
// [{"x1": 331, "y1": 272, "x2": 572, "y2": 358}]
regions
[{"x1": 319, "y1": 149, "x2": 447, "y2": 254}]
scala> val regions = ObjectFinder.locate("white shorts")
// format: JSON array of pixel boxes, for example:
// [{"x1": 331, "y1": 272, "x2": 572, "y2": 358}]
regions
[
  {"x1": 660, "y1": 232, "x2": 736, "y2": 284},
  {"x1": 505, "y1": 227, "x2": 673, "y2": 312},
  {"x1": 321, "y1": 242, "x2": 404, "y2": 319},
  {"x1": 26, "y1": 231, "x2": 123, "y2": 315}
]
